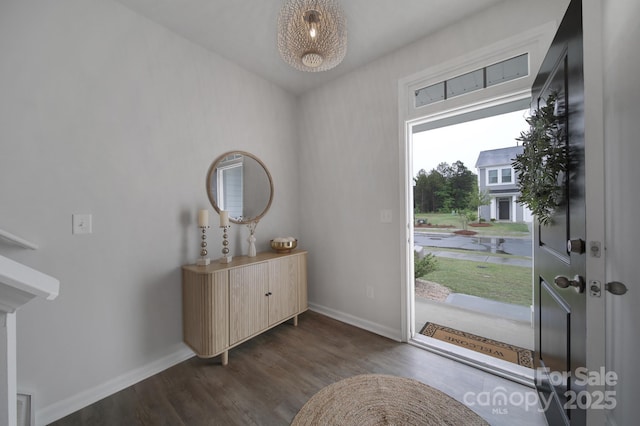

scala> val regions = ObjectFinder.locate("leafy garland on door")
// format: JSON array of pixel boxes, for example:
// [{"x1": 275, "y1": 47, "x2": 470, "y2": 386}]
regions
[{"x1": 512, "y1": 91, "x2": 567, "y2": 226}]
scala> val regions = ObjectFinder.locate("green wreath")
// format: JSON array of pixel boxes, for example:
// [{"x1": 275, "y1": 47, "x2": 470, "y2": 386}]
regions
[{"x1": 512, "y1": 91, "x2": 567, "y2": 226}]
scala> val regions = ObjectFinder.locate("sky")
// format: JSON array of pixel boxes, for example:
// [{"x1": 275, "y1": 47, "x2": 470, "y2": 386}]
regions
[{"x1": 412, "y1": 109, "x2": 530, "y2": 176}]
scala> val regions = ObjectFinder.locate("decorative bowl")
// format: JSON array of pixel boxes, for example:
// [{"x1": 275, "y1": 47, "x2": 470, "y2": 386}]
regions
[{"x1": 270, "y1": 238, "x2": 297, "y2": 253}]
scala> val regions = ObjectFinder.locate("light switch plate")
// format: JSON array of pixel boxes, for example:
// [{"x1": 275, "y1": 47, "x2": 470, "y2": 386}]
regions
[{"x1": 72, "y1": 214, "x2": 92, "y2": 234}]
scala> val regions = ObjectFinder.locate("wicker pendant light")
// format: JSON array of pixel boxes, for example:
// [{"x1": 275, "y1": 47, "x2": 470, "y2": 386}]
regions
[{"x1": 277, "y1": 0, "x2": 347, "y2": 72}]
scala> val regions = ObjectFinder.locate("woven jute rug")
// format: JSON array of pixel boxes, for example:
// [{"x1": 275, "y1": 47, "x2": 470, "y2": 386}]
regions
[
  {"x1": 420, "y1": 322, "x2": 534, "y2": 368},
  {"x1": 291, "y1": 374, "x2": 488, "y2": 425}
]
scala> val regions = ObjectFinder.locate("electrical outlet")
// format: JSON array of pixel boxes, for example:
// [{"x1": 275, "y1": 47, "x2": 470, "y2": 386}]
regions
[
  {"x1": 366, "y1": 286, "x2": 375, "y2": 299},
  {"x1": 72, "y1": 214, "x2": 92, "y2": 235}
]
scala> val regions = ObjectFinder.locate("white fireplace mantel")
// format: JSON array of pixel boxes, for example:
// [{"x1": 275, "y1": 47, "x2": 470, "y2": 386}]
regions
[{"x1": 0, "y1": 254, "x2": 59, "y2": 426}]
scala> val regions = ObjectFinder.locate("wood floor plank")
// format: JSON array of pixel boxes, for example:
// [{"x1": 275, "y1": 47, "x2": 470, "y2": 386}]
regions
[{"x1": 50, "y1": 311, "x2": 546, "y2": 426}]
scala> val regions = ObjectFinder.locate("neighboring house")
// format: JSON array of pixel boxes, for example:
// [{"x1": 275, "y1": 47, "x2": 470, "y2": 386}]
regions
[{"x1": 475, "y1": 146, "x2": 532, "y2": 223}]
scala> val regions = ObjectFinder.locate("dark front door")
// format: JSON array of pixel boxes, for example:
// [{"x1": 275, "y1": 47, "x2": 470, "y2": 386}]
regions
[
  {"x1": 498, "y1": 198, "x2": 510, "y2": 220},
  {"x1": 533, "y1": 1, "x2": 586, "y2": 425}
]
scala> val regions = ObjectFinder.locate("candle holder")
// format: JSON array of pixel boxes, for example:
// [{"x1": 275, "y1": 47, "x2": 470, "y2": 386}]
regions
[
  {"x1": 196, "y1": 225, "x2": 211, "y2": 266},
  {"x1": 220, "y1": 225, "x2": 233, "y2": 264}
]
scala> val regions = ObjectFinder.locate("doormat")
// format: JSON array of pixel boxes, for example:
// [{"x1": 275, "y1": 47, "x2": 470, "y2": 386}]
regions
[{"x1": 419, "y1": 322, "x2": 533, "y2": 368}]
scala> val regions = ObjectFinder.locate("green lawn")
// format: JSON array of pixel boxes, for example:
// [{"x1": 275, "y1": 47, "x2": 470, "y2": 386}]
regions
[
  {"x1": 420, "y1": 257, "x2": 532, "y2": 306},
  {"x1": 415, "y1": 212, "x2": 530, "y2": 237}
]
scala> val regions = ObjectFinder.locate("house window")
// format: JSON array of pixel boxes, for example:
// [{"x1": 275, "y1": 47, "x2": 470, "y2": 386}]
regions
[
  {"x1": 501, "y1": 168, "x2": 512, "y2": 183},
  {"x1": 487, "y1": 167, "x2": 513, "y2": 185}
]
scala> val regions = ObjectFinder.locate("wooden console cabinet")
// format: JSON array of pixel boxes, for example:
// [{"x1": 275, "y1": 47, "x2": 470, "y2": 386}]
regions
[{"x1": 182, "y1": 250, "x2": 307, "y2": 365}]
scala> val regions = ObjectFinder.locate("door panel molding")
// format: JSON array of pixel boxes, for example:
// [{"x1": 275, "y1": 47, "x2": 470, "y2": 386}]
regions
[{"x1": 533, "y1": 1, "x2": 587, "y2": 424}]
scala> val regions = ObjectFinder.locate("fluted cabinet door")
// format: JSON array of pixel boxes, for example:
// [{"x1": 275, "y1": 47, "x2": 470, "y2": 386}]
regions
[
  {"x1": 182, "y1": 269, "x2": 228, "y2": 357},
  {"x1": 268, "y1": 256, "x2": 299, "y2": 326},
  {"x1": 229, "y1": 262, "x2": 269, "y2": 345},
  {"x1": 182, "y1": 250, "x2": 307, "y2": 363}
]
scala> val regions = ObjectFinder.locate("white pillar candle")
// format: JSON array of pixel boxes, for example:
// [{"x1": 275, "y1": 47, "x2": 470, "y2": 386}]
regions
[
  {"x1": 197, "y1": 209, "x2": 209, "y2": 227},
  {"x1": 219, "y1": 210, "x2": 229, "y2": 227}
]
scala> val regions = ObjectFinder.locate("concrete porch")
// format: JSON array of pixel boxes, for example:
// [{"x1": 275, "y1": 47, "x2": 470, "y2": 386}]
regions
[{"x1": 414, "y1": 296, "x2": 533, "y2": 350}]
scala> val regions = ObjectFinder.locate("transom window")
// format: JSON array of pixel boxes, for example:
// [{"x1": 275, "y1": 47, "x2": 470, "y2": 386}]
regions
[
  {"x1": 414, "y1": 53, "x2": 529, "y2": 108},
  {"x1": 487, "y1": 167, "x2": 513, "y2": 185}
]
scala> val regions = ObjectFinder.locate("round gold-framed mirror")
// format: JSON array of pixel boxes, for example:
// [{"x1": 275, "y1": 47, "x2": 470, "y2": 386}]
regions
[{"x1": 206, "y1": 151, "x2": 274, "y2": 224}]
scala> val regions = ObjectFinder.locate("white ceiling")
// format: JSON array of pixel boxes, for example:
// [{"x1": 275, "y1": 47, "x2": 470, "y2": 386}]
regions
[{"x1": 115, "y1": 0, "x2": 506, "y2": 95}]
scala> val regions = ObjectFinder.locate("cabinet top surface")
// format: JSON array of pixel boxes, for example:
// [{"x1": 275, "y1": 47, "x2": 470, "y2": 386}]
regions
[{"x1": 183, "y1": 249, "x2": 307, "y2": 273}]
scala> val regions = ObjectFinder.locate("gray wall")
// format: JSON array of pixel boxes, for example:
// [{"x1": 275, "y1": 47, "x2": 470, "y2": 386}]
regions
[
  {"x1": 298, "y1": 0, "x2": 569, "y2": 338},
  {"x1": 603, "y1": 0, "x2": 640, "y2": 424},
  {"x1": 0, "y1": 0, "x2": 299, "y2": 421},
  {"x1": 1, "y1": 0, "x2": 593, "y2": 422}
]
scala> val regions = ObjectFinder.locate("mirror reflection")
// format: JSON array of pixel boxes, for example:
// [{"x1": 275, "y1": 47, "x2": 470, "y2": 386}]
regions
[{"x1": 206, "y1": 151, "x2": 274, "y2": 224}]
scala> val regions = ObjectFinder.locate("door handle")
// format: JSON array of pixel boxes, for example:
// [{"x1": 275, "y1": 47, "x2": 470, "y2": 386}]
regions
[
  {"x1": 606, "y1": 281, "x2": 628, "y2": 296},
  {"x1": 554, "y1": 275, "x2": 585, "y2": 293}
]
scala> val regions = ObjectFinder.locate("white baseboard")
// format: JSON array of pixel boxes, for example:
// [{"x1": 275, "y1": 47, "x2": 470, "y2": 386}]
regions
[
  {"x1": 36, "y1": 345, "x2": 194, "y2": 426},
  {"x1": 308, "y1": 303, "x2": 402, "y2": 342}
]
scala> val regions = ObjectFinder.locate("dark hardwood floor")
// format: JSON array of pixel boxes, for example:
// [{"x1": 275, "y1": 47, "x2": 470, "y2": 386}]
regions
[{"x1": 50, "y1": 311, "x2": 546, "y2": 425}]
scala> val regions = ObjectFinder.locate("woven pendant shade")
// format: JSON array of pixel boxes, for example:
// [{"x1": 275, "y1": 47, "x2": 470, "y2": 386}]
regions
[{"x1": 277, "y1": 0, "x2": 347, "y2": 72}]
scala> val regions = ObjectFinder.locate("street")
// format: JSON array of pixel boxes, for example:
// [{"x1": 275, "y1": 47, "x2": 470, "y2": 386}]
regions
[{"x1": 414, "y1": 232, "x2": 532, "y2": 257}]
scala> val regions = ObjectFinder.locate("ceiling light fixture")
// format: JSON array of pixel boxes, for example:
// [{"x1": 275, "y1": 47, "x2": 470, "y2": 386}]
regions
[{"x1": 277, "y1": 0, "x2": 347, "y2": 72}]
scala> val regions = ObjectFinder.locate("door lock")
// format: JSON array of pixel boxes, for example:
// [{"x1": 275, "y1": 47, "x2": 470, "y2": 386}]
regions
[
  {"x1": 567, "y1": 238, "x2": 585, "y2": 254},
  {"x1": 554, "y1": 275, "x2": 586, "y2": 293}
]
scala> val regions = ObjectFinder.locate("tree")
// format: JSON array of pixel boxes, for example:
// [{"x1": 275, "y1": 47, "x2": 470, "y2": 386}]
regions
[
  {"x1": 458, "y1": 210, "x2": 478, "y2": 230},
  {"x1": 413, "y1": 161, "x2": 477, "y2": 214},
  {"x1": 414, "y1": 168, "x2": 447, "y2": 213},
  {"x1": 468, "y1": 187, "x2": 491, "y2": 223},
  {"x1": 436, "y1": 162, "x2": 453, "y2": 178},
  {"x1": 447, "y1": 161, "x2": 476, "y2": 212},
  {"x1": 413, "y1": 169, "x2": 429, "y2": 213},
  {"x1": 425, "y1": 169, "x2": 446, "y2": 212},
  {"x1": 434, "y1": 162, "x2": 454, "y2": 211}
]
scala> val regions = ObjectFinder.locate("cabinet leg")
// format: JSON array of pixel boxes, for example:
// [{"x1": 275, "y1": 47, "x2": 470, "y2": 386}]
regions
[
  {"x1": 221, "y1": 351, "x2": 229, "y2": 366},
  {"x1": 293, "y1": 315, "x2": 298, "y2": 327}
]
